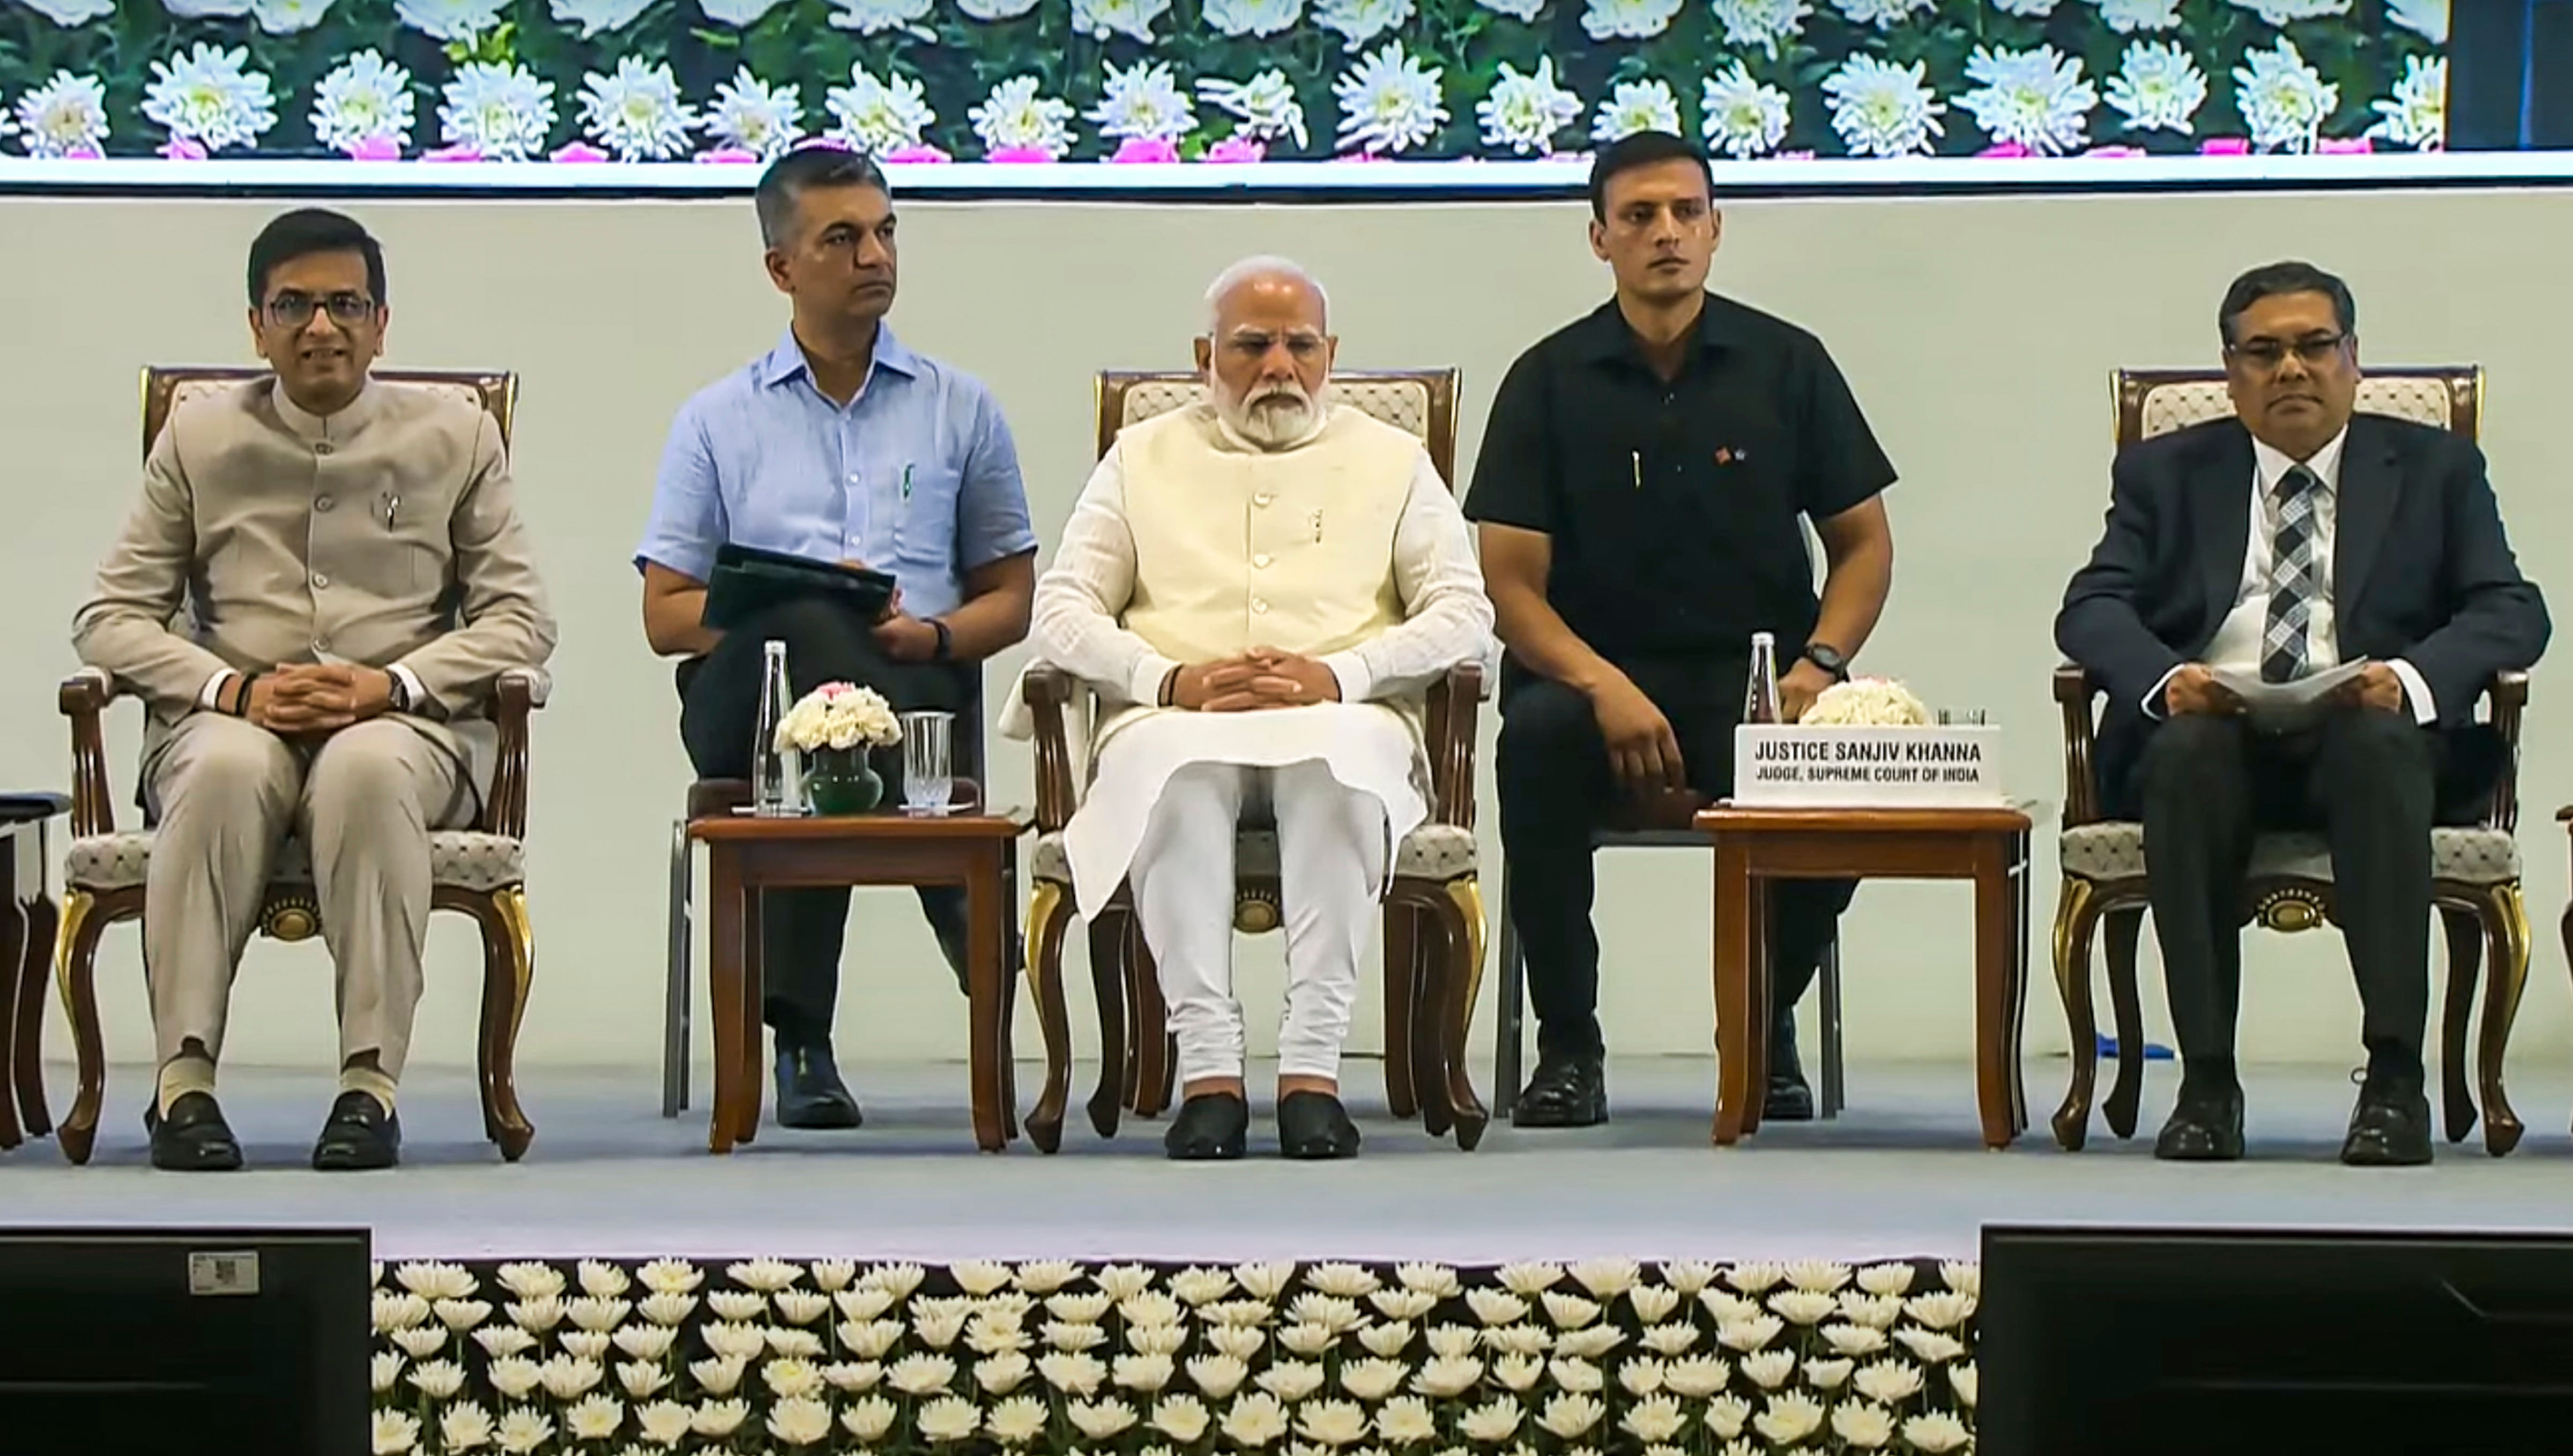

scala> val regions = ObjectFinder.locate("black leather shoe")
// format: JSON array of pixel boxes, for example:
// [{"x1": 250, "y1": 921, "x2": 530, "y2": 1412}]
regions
[
  {"x1": 1512, "y1": 1052, "x2": 1607, "y2": 1129},
  {"x1": 1164, "y1": 1093, "x2": 1249, "y2": 1161},
  {"x1": 150, "y1": 1092, "x2": 244, "y2": 1173},
  {"x1": 2153, "y1": 1081, "x2": 2247, "y2": 1162},
  {"x1": 775, "y1": 1042, "x2": 864, "y2": 1130},
  {"x1": 311, "y1": 1091, "x2": 401, "y2": 1172},
  {"x1": 1277, "y1": 1091, "x2": 1362, "y2": 1160},
  {"x1": 2341, "y1": 1073, "x2": 2433, "y2": 1168},
  {"x1": 1763, "y1": 1011, "x2": 1815, "y2": 1122}
]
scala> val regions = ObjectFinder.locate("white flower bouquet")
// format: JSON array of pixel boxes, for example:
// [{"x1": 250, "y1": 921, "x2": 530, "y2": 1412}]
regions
[
  {"x1": 369, "y1": 1256, "x2": 1979, "y2": 1455},
  {"x1": 775, "y1": 682, "x2": 903, "y2": 755},
  {"x1": 1799, "y1": 678, "x2": 1934, "y2": 728}
]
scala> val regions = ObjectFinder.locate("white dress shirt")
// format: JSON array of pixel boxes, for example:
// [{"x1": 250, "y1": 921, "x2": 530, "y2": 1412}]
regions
[{"x1": 2146, "y1": 425, "x2": 2434, "y2": 725}]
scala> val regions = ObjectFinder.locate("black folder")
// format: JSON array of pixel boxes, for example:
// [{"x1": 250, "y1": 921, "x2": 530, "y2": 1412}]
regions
[{"x1": 701, "y1": 542, "x2": 898, "y2": 630}]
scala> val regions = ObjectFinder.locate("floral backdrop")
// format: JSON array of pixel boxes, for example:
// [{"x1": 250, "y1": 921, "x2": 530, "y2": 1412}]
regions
[
  {"x1": 367, "y1": 1256, "x2": 1982, "y2": 1454},
  {"x1": 1, "y1": 0, "x2": 2448, "y2": 167}
]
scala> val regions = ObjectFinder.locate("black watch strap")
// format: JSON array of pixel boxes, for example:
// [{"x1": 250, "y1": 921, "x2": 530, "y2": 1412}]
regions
[
  {"x1": 1802, "y1": 643, "x2": 1850, "y2": 681},
  {"x1": 929, "y1": 618, "x2": 954, "y2": 663}
]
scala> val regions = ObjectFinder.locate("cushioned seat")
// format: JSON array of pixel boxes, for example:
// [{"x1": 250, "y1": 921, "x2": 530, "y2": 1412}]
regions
[
  {"x1": 1029, "y1": 823, "x2": 1478, "y2": 888},
  {"x1": 66, "y1": 829, "x2": 527, "y2": 894},
  {"x1": 2057, "y1": 823, "x2": 2522, "y2": 885}
]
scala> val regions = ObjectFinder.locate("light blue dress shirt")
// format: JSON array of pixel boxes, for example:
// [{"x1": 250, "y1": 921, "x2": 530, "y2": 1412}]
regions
[{"x1": 635, "y1": 326, "x2": 1037, "y2": 621}]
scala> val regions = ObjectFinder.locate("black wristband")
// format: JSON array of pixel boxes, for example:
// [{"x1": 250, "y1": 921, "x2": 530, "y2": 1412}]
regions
[
  {"x1": 928, "y1": 617, "x2": 954, "y2": 663},
  {"x1": 229, "y1": 671, "x2": 261, "y2": 716}
]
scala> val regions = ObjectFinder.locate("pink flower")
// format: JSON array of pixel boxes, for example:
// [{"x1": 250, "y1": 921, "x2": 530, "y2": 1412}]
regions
[
  {"x1": 2198, "y1": 137, "x2": 2250, "y2": 155},
  {"x1": 696, "y1": 146, "x2": 760, "y2": 163},
  {"x1": 985, "y1": 145, "x2": 1055, "y2": 162},
  {"x1": 1335, "y1": 150, "x2": 1386, "y2": 163},
  {"x1": 158, "y1": 138, "x2": 209, "y2": 160},
  {"x1": 1202, "y1": 136, "x2": 1265, "y2": 163},
  {"x1": 423, "y1": 143, "x2": 484, "y2": 162},
  {"x1": 798, "y1": 136, "x2": 853, "y2": 151},
  {"x1": 816, "y1": 682, "x2": 859, "y2": 698},
  {"x1": 345, "y1": 135, "x2": 403, "y2": 161},
  {"x1": 2081, "y1": 145, "x2": 2145, "y2": 158},
  {"x1": 880, "y1": 143, "x2": 951, "y2": 163},
  {"x1": 2317, "y1": 137, "x2": 2373, "y2": 154},
  {"x1": 65, "y1": 143, "x2": 102, "y2": 159},
  {"x1": 1975, "y1": 141, "x2": 2031, "y2": 158},
  {"x1": 1110, "y1": 136, "x2": 1179, "y2": 163},
  {"x1": 1774, "y1": 150, "x2": 1816, "y2": 160},
  {"x1": 551, "y1": 141, "x2": 609, "y2": 162}
]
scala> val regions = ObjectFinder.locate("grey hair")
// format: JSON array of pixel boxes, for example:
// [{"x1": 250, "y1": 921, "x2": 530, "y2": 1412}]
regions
[{"x1": 1202, "y1": 255, "x2": 1329, "y2": 335}]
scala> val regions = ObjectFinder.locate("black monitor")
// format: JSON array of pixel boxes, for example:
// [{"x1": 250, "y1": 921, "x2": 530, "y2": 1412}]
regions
[
  {"x1": 1980, "y1": 1224, "x2": 2573, "y2": 1456},
  {"x1": 0, "y1": 1226, "x2": 370, "y2": 1456}
]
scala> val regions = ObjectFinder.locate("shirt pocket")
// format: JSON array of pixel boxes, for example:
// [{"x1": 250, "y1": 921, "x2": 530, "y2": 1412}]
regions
[{"x1": 891, "y1": 462, "x2": 963, "y2": 573}]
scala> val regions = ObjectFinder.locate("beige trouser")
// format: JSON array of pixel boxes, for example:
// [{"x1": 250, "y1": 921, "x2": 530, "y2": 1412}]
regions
[{"x1": 144, "y1": 713, "x2": 474, "y2": 1080}]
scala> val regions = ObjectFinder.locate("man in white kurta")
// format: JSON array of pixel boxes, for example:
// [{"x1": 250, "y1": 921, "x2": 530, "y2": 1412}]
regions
[{"x1": 1032, "y1": 257, "x2": 1492, "y2": 1161}]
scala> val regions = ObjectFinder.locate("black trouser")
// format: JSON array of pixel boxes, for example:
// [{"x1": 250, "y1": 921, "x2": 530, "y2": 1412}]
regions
[
  {"x1": 1496, "y1": 656, "x2": 1856, "y2": 1062},
  {"x1": 2135, "y1": 710, "x2": 2440, "y2": 1079},
  {"x1": 679, "y1": 596, "x2": 969, "y2": 1048}
]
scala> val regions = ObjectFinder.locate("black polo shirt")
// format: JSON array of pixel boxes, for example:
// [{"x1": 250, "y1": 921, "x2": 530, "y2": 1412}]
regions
[{"x1": 1464, "y1": 292, "x2": 1896, "y2": 664}]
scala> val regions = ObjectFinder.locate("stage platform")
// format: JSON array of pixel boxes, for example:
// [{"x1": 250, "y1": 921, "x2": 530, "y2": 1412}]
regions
[{"x1": 6, "y1": 1056, "x2": 2567, "y2": 1262}]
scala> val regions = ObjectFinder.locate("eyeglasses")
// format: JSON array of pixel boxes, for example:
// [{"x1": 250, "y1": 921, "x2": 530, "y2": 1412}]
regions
[
  {"x1": 264, "y1": 292, "x2": 377, "y2": 328},
  {"x1": 2226, "y1": 333, "x2": 2347, "y2": 371}
]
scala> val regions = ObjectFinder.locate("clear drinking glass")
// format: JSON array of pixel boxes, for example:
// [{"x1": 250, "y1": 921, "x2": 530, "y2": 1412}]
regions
[
  {"x1": 900, "y1": 710, "x2": 955, "y2": 815},
  {"x1": 1937, "y1": 708, "x2": 1990, "y2": 726}
]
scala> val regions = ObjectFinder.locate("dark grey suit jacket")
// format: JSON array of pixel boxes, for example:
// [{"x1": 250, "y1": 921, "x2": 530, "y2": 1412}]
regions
[{"x1": 2055, "y1": 411, "x2": 2550, "y2": 815}]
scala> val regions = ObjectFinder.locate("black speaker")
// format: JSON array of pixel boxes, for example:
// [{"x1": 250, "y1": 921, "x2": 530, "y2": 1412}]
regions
[{"x1": 2448, "y1": 0, "x2": 2573, "y2": 149}]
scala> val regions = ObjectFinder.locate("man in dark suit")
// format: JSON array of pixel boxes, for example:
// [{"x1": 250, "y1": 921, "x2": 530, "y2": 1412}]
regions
[{"x1": 2057, "y1": 260, "x2": 2549, "y2": 1167}]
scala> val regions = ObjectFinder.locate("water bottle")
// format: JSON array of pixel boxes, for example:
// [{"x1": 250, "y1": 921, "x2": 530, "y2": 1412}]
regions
[
  {"x1": 752, "y1": 639, "x2": 804, "y2": 817},
  {"x1": 1743, "y1": 631, "x2": 1783, "y2": 726}
]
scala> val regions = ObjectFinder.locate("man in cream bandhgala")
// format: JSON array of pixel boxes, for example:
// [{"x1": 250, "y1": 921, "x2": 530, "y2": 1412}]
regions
[
  {"x1": 1027, "y1": 257, "x2": 1493, "y2": 1161},
  {"x1": 73, "y1": 208, "x2": 557, "y2": 1173}
]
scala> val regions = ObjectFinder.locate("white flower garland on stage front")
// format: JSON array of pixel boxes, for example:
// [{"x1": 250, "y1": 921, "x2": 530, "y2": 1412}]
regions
[{"x1": 368, "y1": 1257, "x2": 1979, "y2": 1454}]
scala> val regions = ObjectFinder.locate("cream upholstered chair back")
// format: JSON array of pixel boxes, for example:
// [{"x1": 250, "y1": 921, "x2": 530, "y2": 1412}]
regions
[
  {"x1": 1094, "y1": 369, "x2": 1461, "y2": 486},
  {"x1": 2114, "y1": 366, "x2": 2481, "y2": 449},
  {"x1": 143, "y1": 366, "x2": 517, "y2": 452}
]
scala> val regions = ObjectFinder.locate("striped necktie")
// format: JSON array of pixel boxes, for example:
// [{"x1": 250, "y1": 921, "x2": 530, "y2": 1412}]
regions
[{"x1": 2260, "y1": 463, "x2": 2322, "y2": 683}]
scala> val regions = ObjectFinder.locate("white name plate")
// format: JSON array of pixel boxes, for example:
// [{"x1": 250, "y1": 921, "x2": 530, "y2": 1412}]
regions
[{"x1": 1734, "y1": 725, "x2": 2005, "y2": 808}]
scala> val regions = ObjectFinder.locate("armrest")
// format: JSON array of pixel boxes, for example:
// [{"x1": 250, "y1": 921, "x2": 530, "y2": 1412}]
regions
[
  {"x1": 1023, "y1": 664, "x2": 1077, "y2": 835},
  {"x1": 483, "y1": 667, "x2": 551, "y2": 840},
  {"x1": 2484, "y1": 669, "x2": 2527, "y2": 834},
  {"x1": 1425, "y1": 661, "x2": 1484, "y2": 831},
  {"x1": 59, "y1": 667, "x2": 117, "y2": 837},
  {"x1": 2053, "y1": 662, "x2": 2105, "y2": 827}
]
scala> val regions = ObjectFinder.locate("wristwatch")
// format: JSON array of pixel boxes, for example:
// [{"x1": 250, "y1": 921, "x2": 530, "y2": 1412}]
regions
[
  {"x1": 1801, "y1": 643, "x2": 1851, "y2": 681},
  {"x1": 386, "y1": 671, "x2": 413, "y2": 713}
]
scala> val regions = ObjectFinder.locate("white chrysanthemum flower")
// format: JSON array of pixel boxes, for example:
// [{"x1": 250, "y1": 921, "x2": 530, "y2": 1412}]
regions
[
  {"x1": 1840, "y1": 1292, "x2": 1904, "y2": 1329},
  {"x1": 1012, "y1": 1261, "x2": 1080, "y2": 1295},
  {"x1": 1952, "y1": 1361, "x2": 1980, "y2": 1406},
  {"x1": 825, "y1": 64, "x2": 935, "y2": 152},
  {"x1": 1821, "y1": 1323, "x2": 1889, "y2": 1356},
  {"x1": 1590, "y1": 79, "x2": 1680, "y2": 142},
  {"x1": 553, "y1": 0, "x2": 652, "y2": 35},
  {"x1": 1755, "y1": 1391, "x2": 1827, "y2": 1445},
  {"x1": 2366, "y1": 53, "x2": 2444, "y2": 151},
  {"x1": 1957, "y1": 43, "x2": 2094, "y2": 154},
  {"x1": 1831, "y1": 0, "x2": 1930, "y2": 27},
  {"x1": 18, "y1": 0, "x2": 115, "y2": 24},
  {"x1": 2089, "y1": 0, "x2": 2180, "y2": 27},
  {"x1": 1584, "y1": 0, "x2": 1681, "y2": 38},
  {"x1": 374, "y1": 1410, "x2": 420, "y2": 1455},
  {"x1": 1854, "y1": 1264, "x2": 1915, "y2": 1298},
  {"x1": 2227, "y1": 0, "x2": 2348, "y2": 24},
  {"x1": 708, "y1": 1292, "x2": 767, "y2": 1324},
  {"x1": 2103, "y1": 39, "x2": 2204, "y2": 133},
  {"x1": 1200, "y1": 70, "x2": 1310, "y2": 147},
  {"x1": 396, "y1": 0, "x2": 508, "y2": 39},
  {"x1": 143, "y1": 44, "x2": 277, "y2": 151},
  {"x1": 827, "y1": 0, "x2": 933, "y2": 31},
  {"x1": 162, "y1": 0, "x2": 249, "y2": 15},
  {"x1": 250, "y1": 0, "x2": 335, "y2": 33},
  {"x1": 1659, "y1": 1262, "x2": 1718, "y2": 1295},
  {"x1": 1478, "y1": 57, "x2": 1581, "y2": 155},
  {"x1": 1537, "y1": 1392, "x2": 1605, "y2": 1439},
  {"x1": 1203, "y1": 0, "x2": 1303, "y2": 32},
  {"x1": 984, "y1": 1393, "x2": 1050, "y2": 1444},
  {"x1": 638, "y1": 1260, "x2": 704, "y2": 1295},
  {"x1": 1315, "y1": 0, "x2": 1413, "y2": 48},
  {"x1": 2233, "y1": 36, "x2": 2337, "y2": 151},
  {"x1": 705, "y1": 69, "x2": 801, "y2": 156},
  {"x1": 578, "y1": 57, "x2": 698, "y2": 161},
  {"x1": 1709, "y1": 0, "x2": 1808, "y2": 50},
  {"x1": 1850, "y1": 1357, "x2": 1923, "y2": 1403},
  {"x1": 702, "y1": 0, "x2": 789, "y2": 23},
  {"x1": 1641, "y1": 1324, "x2": 1699, "y2": 1356},
  {"x1": 1073, "y1": 0, "x2": 1173, "y2": 41},
  {"x1": 767, "y1": 1396, "x2": 834, "y2": 1446},
  {"x1": 1478, "y1": 0, "x2": 1542, "y2": 16},
  {"x1": 494, "y1": 1406, "x2": 553, "y2": 1452},
  {"x1": 1254, "y1": 1358, "x2": 1326, "y2": 1402},
  {"x1": 1222, "y1": 1392, "x2": 1292, "y2": 1446},
  {"x1": 437, "y1": 1402, "x2": 496, "y2": 1452},
  {"x1": 1820, "y1": 53, "x2": 1944, "y2": 156},
  {"x1": 1334, "y1": 41, "x2": 1446, "y2": 154},
  {"x1": 1702, "y1": 62, "x2": 1790, "y2": 158},
  {"x1": 373, "y1": 1350, "x2": 405, "y2": 1393},
  {"x1": 1498, "y1": 1264, "x2": 1565, "y2": 1296},
  {"x1": 2385, "y1": 0, "x2": 2446, "y2": 42},
  {"x1": 1939, "y1": 1262, "x2": 1980, "y2": 1299},
  {"x1": 839, "y1": 1396, "x2": 898, "y2": 1442},
  {"x1": 969, "y1": 75, "x2": 1076, "y2": 156},
  {"x1": 1397, "y1": 1265, "x2": 1462, "y2": 1297},
  {"x1": 691, "y1": 1398, "x2": 750, "y2": 1438},
  {"x1": 440, "y1": 61, "x2": 556, "y2": 159},
  {"x1": 18, "y1": 71, "x2": 110, "y2": 156},
  {"x1": 959, "y1": 0, "x2": 1041, "y2": 15},
  {"x1": 473, "y1": 1328, "x2": 538, "y2": 1360},
  {"x1": 1903, "y1": 1411, "x2": 1974, "y2": 1453},
  {"x1": 1090, "y1": 59, "x2": 1194, "y2": 141},
  {"x1": 407, "y1": 1359, "x2": 468, "y2": 1400}
]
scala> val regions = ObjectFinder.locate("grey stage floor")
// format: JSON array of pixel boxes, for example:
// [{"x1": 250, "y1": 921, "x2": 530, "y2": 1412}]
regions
[{"x1": 5, "y1": 1057, "x2": 2571, "y2": 1263}]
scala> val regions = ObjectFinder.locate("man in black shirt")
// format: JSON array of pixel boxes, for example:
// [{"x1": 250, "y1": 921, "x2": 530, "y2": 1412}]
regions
[{"x1": 1466, "y1": 131, "x2": 1899, "y2": 1129}]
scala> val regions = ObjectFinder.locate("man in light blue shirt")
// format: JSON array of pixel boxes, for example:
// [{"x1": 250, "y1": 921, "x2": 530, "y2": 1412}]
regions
[{"x1": 636, "y1": 145, "x2": 1037, "y2": 1130}]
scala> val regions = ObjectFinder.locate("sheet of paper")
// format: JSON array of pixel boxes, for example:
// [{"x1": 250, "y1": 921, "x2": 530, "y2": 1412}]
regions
[{"x1": 2208, "y1": 659, "x2": 2372, "y2": 730}]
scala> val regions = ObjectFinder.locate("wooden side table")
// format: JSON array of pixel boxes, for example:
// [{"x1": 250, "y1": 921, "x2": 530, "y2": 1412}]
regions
[
  {"x1": 1697, "y1": 802, "x2": 2034, "y2": 1149},
  {"x1": 0, "y1": 795, "x2": 68, "y2": 1153},
  {"x1": 686, "y1": 809, "x2": 1031, "y2": 1154}
]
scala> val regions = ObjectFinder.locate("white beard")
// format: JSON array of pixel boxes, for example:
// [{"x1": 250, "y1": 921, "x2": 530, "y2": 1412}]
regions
[{"x1": 1215, "y1": 382, "x2": 1318, "y2": 450}]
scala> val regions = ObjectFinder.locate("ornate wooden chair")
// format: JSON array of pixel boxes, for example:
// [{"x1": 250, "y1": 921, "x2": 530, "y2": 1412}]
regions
[
  {"x1": 1018, "y1": 369, "x2": 1489, "y2": 1154},
  {"x1": 2049, "y1": 365, "x2": 2532, "y2": 1155},
  {"x1": 46, "y1": 366, "x2": 546, "y2": 1166}
]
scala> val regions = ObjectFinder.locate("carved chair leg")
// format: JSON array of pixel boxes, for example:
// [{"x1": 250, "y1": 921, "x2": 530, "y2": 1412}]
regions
[
  {"x1": 1436, "y1": 879, "x2": 1490, "y2": 1151},
  {"x1": 1024, "y1": 881, "x2": 1074, "y2": 1154},
  {"x1": 2101, "y1": 906, "x2": 2148, "y2": 1140},
  {"x1": 2476, "y1": 882, "x2": 2529, "y2": 1157},
  {"x1": 1404, "y1": 901, "x2": 1452, "y2": 1140},
  {"x1": 2437, "y1": 906, "x2": 2481, "y2": 1144},
  {"x1": 1381, "y1": 904, "x2": 1420, "y2": 1121},
  {"x1": 2048, "y1": 878, "x2": 2102, "y2": 1152},
  {"x1": 1132, "y1": 931, "x2": 1174, "y2": 1119},
  {"x1": 56, "y1": 890, "x2": 109, "y2": 1167},
  {"x1": 476, "y1": 887, "x2": 536, "y2": 1163},
  {"x1": 1085, "y1": 912, "x2": 1126, "y2": 1139},
  {"x1": 13, "y1": 892, "x2": 54, "y2": 1138}
]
